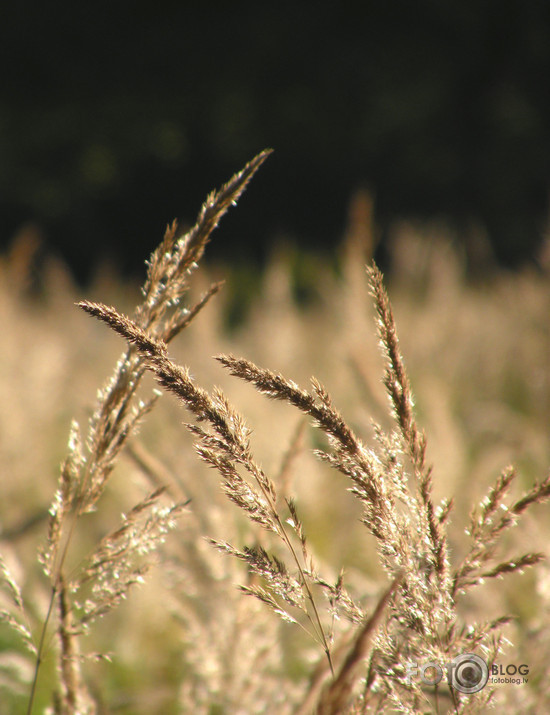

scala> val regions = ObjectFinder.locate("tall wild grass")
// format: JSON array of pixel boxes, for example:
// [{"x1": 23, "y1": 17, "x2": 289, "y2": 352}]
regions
[{"x1": 0, "y1": 153, "x2": 549, "y2": 713}]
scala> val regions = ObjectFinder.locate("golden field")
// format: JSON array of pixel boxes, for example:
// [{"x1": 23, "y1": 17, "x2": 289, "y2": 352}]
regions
[{"x1": 1, "y1": 158, "x2": 549, "y2": 713}]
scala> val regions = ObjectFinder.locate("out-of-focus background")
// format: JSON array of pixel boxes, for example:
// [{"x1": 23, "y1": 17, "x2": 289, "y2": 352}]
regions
[
  {"x1": 1, "y1": 2, "x2": 549, "y2": 280},
  {"x1": 1, "y1": 222, "x2": 550, "y2": 712}
]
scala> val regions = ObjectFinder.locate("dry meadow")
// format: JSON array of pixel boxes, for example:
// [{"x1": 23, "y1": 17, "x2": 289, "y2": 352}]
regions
[{"x1": 1, "y1": 154, "x2": 549, "y2": 713}]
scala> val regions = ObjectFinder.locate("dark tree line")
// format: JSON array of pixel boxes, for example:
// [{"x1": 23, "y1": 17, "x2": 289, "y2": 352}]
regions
[{"x1": 1, "y1": 1, "x2": 549, "y2": 280}]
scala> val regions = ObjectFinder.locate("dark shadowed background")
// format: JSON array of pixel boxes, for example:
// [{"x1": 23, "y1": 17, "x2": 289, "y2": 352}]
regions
[{"x1": 1, "y1": 1, "x2": 549, "y2": 281}]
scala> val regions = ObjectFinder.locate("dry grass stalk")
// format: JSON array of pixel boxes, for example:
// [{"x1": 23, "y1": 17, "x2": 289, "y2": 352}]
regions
[
  {"x1": 0, "y1": 555, "x2": 36, "y2": 657},
  {"x1": 210, "y1": 270, "x2": 457, "y2": 709},
  {"x1": 315, "y1": 572, "x2": 404, "y2": 715},
  {"x1": 80, "y1": 254, "x2": 550, "y2": 712},
  {"x1": 16, "y1": 150, "x2": 271, "y2": 713},
  {"x1": 78, "y1": 299, "x2": 337, "y2": 672},
  {"x1": 55, "y1": 575, "x2": 94, "y2": 715},
  {"x1": 453, "y1": 466, "x2": 547, "y2": 597}
]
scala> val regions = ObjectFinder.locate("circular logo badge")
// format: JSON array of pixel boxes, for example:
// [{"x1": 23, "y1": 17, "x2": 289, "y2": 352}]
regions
[{"x1": 449, "y1": 653, "x2": 489, "y2": 694}]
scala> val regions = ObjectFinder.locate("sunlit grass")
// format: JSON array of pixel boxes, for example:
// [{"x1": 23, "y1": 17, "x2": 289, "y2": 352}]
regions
[{"x1": 1, "y1": 160, "x2": 549, "y2": 713}]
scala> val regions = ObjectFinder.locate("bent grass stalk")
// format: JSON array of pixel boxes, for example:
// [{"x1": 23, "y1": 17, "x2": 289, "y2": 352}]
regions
[
  {"x1": 78, "y1": 299, "x2": 335, "y2": 673},
  {"x1": 80, "y1": 256, "x2": 550, "y2": 712},
  {"x1": 26, "y1": 150, "x2": 271, "y2": 714}
]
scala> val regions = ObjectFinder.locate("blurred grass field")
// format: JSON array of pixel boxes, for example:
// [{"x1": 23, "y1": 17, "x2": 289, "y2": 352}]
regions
[{"x1": 1, "y1": 210, "x2": 549, "y2": 712}]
